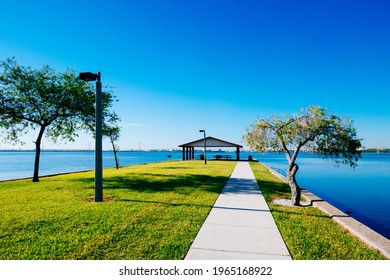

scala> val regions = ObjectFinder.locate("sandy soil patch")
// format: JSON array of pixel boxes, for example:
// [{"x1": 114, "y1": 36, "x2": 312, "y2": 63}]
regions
[{"x1": 272, "y1": 198, "x2": 311, "y2": 207}]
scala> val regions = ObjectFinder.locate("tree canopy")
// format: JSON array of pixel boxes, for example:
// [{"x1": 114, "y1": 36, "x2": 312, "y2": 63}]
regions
[
  {"x1": 0, "y1": 58, "x2": 118, "y2": 181},
  {"x1": 244, "y1": 106, "x2": 362, "y2": 205}
]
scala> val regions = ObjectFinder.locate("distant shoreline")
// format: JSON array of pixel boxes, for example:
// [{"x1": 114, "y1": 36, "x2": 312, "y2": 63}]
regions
[
  {"x1": 360, "y1": 148, "x2": 390, "y2": 153},
  {"x1": 1, "y1": 149, "x2": 389, "y2": 153},
  {"x1": 0, "y1": 149, "x2": 184, "y2": 152}
]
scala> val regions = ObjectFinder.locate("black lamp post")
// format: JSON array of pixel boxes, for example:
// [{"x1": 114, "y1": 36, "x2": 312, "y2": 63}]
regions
[
  {"x1": 79, "y1": 72, "x2": 103, "y2": 202},
  {"x1": 199, "y1": 130, "x2": 207, "y2": 165}
]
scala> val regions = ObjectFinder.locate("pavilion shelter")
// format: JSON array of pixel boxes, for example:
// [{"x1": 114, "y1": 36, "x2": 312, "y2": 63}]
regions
[{"x1": 179, "y1": 136, "x2": 243, "y2": 161}]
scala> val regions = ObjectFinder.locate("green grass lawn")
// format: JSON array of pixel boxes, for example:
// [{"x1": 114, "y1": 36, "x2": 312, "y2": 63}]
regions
[
  {"x1": 249, "y1": 161, "x2": 386, "y2": 260},
  {"x1": 0, "y1": 160, "x2": 236, "y2": 260},
  {"x1": 2, "y1": 159, "x2": 385, "y2": 260}
]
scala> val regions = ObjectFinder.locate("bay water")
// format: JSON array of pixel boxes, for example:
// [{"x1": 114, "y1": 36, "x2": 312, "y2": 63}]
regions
[{"x1": 0, "y1": 150, "x2": 389, "y2": 239}]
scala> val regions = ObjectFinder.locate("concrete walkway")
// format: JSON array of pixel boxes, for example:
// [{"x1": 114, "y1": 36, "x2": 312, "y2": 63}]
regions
[{"x1": 185, "y1": 161, "x2": 291, "y2": 260}]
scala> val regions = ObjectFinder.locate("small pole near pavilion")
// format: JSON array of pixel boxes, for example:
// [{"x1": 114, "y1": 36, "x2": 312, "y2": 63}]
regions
[{"x1": 199, "y1": 130, "x2": 207, "y2": 165}]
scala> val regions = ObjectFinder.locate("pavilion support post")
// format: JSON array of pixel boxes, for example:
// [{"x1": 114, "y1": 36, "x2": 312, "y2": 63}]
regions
[
  {"x1": 182, "y1": 147, "x2": 185, "y2": 160},
  {"x1": 236, "y1": 146, "x2": 240, "y2": 161},
  {"x1": 191, "y1": 147, "x2": 195, "y2": 160},
  {"x1": 186, "y1": 147, "x2": 189, "y2": 160}
]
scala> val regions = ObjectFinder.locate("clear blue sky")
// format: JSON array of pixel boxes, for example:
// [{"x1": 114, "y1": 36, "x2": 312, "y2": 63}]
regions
[{"x1": 1, "y1": 0, "x2": 389, "y2": 150}]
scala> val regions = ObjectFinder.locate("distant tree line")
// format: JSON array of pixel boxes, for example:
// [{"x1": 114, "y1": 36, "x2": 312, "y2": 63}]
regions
[{"x1": 362, "y1": 148, "x2": 390, "y2": 153}]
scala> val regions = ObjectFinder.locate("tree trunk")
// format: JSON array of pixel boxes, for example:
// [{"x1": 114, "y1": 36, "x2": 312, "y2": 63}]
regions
[
  {"x1": 32, "y1": 125, "x2": 46, "y2": 182},
  {"x1": 110, "y1": 134, "x2": 119, "y2": 169},
  {"x1": 287, "y1": 163, "x2": 301, "y2": 206},
  {"x1": 113, "y1": 148, "x2": 119, "y2": 169}
]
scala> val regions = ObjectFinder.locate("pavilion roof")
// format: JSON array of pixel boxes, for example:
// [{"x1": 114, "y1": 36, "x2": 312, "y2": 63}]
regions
[{"x1": 179, "y1": 136, "x2": 243, "y2": 148}]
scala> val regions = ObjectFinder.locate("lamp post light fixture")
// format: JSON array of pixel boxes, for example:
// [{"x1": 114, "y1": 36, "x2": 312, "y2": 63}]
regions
[
  {"x1": 79, "y1": 72, "x2": 103, "y2": 202},
  {"x1": 199, "y1": 129, "x2": 207, "y2": 165}
]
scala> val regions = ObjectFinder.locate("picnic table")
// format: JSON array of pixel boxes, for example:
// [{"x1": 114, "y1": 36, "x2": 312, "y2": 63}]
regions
[{"x1": 214, "y1": 155, "x2": 232, "y2": 160}]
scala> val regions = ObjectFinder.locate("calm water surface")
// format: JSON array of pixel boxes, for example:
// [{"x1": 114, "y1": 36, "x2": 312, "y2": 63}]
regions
[
  {"x1": 0, "y1": 150, "x2": 389, "y2": 239},
  {"x1": 0, "y1": 150, "x2": 183, "y2": 180}
]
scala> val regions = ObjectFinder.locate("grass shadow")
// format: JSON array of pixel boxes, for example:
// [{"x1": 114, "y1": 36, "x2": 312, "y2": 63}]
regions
[
  {"x1": 270, "y1": 206, "x2": 330, "y2": 219},
  {"x1": 255, "y1": 178, "x2": 291, "y2": 199},
  {"x1": 117, "y1": 198, "x2": 213, "y2": 208},
  {"x1": 71, "y1": 173, "x2": 229, "y2": 194}
]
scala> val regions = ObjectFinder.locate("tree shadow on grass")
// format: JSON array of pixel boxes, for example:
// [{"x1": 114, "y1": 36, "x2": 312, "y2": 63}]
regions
[
  {"x1": 254, "y1": 177, "x2": 330, "y2": 219},
  {"x1": 255, "y1": 178, "x2": 291, "y2": 199},
  {"x1": 157, "y1": 166, "x2": 193, "y2": 170},
  {"x1": 117, "y1": 198, "x2": 213, "y2": 208},
  {"x1": 71, "y1": 173, "x2": 229, "y2": 194},
  {"x1": 270, "y1": 206, "x2": 330, "y2": 219}
]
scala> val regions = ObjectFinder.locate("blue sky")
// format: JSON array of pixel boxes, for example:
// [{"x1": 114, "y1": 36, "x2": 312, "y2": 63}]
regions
[{"x1": 1, "y1": 0, "x2": 390, "y2": 150}]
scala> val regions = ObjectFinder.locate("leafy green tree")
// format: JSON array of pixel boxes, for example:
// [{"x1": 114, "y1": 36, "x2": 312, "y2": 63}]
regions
[
  {"x1": 0, "y1": 58, "x2": 118, "y2": 182},
  {"x1": 244, "y1": 106, "x2": 362, "y2": 205}
]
